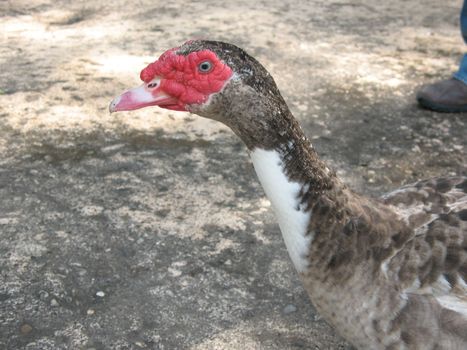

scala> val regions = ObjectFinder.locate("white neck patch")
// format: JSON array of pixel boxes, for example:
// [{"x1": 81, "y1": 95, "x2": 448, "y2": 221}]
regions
[{"x1": 250, "y1": 148, "x2": 312, "y2": 273}]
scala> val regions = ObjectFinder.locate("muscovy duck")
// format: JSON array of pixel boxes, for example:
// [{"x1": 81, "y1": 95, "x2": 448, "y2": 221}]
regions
[{"x1": 110, "y1": 40, "x2": 467, "y2": 350}]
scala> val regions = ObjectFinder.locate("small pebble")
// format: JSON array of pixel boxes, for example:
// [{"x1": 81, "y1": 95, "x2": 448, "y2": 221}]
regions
[
  {"x1": 50, "y1": 299, "x2": 59, "y2": 307},
  {"x1": 87, "y1": 309, "x2": 95, "y2": 315},
  {"x1": 313, "y1": 314, "x2": 322, "y2": 321},
  {"x1": 55, "y1": 231, "x2": 68, "y2": 238},
  {"x1": 81, "y1": 206, "x2": 104, "y2": 217},
  {"x1": 0, "y1": 218, "x2": 15, "y2": 225},
  {"x1": 283, "y1": 304, "x2": 297, "y2": 314},
  {"x1": 38, "y1": 290, "x2": 49, "y2": 300},
  {"x1": 101, "y1": 143, "x2": 125, "y2": 153},
  {"x1": 20, "y1": 323, "x2": 33, "y2": 335},
  {"x1": 96, "y1": 291, "x2": 105, "y2": 297},
  {"x1": 33, "y1": 233, "x2": 45, "y2": 241}
]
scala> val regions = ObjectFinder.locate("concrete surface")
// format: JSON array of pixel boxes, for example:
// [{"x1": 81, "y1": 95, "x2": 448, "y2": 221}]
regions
[{"x1": 0, "y1": 0, "x2": 466, "y2": 349}]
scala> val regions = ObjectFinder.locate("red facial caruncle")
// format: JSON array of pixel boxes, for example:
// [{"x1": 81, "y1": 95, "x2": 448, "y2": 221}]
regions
[{"x1": 109, "y1": 45, "x2": 233, "y2": 113}]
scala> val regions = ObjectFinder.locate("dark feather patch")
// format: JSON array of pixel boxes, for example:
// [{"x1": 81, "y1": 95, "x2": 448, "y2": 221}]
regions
[
  {"x1": 455, "y1": 179, "x2": 467, "y2": 192},
  {"x1": 458, "y1": 209, "x2": 467, "y2": 221},
  {"x1": 436, "y1": 178, "x2": 454, "y2": 193}
]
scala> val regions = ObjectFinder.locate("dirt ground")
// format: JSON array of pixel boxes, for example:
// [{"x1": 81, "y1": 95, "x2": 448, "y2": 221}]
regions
[{"x1": 0, "y1": 0, "x2": 466, "y2": 349}]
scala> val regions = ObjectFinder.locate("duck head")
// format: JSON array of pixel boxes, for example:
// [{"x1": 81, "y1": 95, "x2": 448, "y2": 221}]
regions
[{"x1": 110, "y1": 40, "x2": 293, "y2": 149}]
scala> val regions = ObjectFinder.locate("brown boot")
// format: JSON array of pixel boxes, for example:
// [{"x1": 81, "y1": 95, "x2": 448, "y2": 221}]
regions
[{"x1": 416, "y1": 78, "x2": 467, "y2": 112}]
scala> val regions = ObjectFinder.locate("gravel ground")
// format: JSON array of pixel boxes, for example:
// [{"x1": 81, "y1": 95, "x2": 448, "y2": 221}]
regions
[{"x1": 0, "y1": 1, "x2": 466, "y2": 349}]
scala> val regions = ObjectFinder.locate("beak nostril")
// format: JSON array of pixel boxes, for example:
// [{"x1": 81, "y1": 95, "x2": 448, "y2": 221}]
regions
[
  {"x1": 109, "y1": 94, "x2": 122, "y2": 113},
  {"x1": 148, "y1": 82, "x2": 158, "y2": 88}
]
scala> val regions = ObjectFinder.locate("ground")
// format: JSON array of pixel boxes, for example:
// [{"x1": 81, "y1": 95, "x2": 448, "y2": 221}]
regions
[{"x1": 0, "y1": 0, "x2": 466, "y2": 349}]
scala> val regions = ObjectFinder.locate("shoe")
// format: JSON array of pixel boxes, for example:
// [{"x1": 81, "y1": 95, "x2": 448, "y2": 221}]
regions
[{"x1": 416, "y1": 78, "x2": 467, "y2": 112}]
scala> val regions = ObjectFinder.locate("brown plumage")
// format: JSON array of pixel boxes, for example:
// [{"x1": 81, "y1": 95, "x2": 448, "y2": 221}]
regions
[{"x1": 110, "y1": 40, "x2": 467, "y2": 349}]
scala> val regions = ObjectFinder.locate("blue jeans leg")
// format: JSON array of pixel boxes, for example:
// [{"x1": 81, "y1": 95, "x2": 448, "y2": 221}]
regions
[
  {"x1": 461, "y1": 0, "x2": 467, "y2": 43},
  {"x1": 454, "y1": 0, "x2": 467, "y2": 83},
  {"x1": 454, "y1": 54, "x2": 467, "y2": 84}
]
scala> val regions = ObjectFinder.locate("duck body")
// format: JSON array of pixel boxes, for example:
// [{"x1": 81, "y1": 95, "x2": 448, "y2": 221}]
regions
[
  {"x1": 110, "y1": 40, "x2": 467, "y2": 349},
  {"x1": 251, "y1": 130, "x2": 467, "y2": 349}
]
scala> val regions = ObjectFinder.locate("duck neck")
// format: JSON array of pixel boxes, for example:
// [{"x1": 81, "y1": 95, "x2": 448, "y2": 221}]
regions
[
  {"x1": 246, "y1": 108, "x2": 344, "y2": 272},
  {"x1": 200, "y1": 78, "x2": 349, "y2": 271},
  {"x1": 196, "y1": 72, "x2": 354, "y2": 271},
  {"x1": 243, "y1": 97, "x2": 341, "y2": 198}
]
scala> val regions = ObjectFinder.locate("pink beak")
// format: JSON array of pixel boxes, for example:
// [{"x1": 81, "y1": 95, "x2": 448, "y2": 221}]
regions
[{"x1": 109, "y1": 83, "x2": 178, "y2": 113}]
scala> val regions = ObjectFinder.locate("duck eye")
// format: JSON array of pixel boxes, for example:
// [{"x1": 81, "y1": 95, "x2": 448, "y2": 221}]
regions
[{"x1": 198, "y1": 61, "x2": 213, "y2": 73}]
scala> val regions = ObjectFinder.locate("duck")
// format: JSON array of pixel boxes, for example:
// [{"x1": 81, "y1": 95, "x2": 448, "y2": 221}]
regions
[{"x1": 109, "y1": 40, "x2": 467, "y2": 349}]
